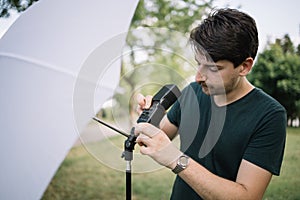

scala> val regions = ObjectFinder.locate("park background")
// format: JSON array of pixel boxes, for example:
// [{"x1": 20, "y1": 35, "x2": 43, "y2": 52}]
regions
[{"x1": 1, "y1": 0, "x2": 299, "y2": 199}]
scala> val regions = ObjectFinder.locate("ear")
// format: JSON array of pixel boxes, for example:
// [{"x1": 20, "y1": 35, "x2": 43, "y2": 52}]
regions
[{"x1": 239, "y1": 57, "x2": 254, "y2": 76}]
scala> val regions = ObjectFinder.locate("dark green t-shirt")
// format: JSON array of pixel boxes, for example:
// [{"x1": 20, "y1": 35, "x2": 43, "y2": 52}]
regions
[{"x1": 167, "y1": 82, "x2": 286, "y2": 200}]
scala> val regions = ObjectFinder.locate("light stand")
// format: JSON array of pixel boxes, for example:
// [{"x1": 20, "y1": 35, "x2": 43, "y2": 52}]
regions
[
  {"x1": 122, "y1": 129, "x2": 136, "y2": 200},
  {"x1": 92, "y1": 84, "x2": 181, "y2": 200},
  {"x1": 93, "y1": 117, "x2": 136, "y2": 200}
]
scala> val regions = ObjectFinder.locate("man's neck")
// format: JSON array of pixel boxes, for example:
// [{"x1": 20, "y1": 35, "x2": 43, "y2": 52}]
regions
[{"x1": 214, "y1": 78, "x2": 254, "y2": 107}]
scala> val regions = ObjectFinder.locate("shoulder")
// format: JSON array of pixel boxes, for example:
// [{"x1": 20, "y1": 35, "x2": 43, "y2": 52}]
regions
[
  {"x1": 243, "y1": 89, "x2": 286, "y2": 175},
  {"x1": 252, "y1": 88, "x2": 286, "y2": 114},
  {"x1": 249, "y1": 88, "x2": 287, "y2": 140}
]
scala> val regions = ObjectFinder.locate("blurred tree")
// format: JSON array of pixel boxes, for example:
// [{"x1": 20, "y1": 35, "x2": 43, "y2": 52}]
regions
[
  {"x1": 277, "y1": 34, "x2": 295, "y2": 54},
  {"x1": 0, "y1": 0, "x2": 38, "y2": 17},
  {"x1": 131, "y1": 0, "x2": 213, "y2": 33},
  {"x1": 296, "y1": 44, "x2": 300, "y2": 57},
  {"x1": 113, "y1": 0, "x2": 214, "y2": 121},
  {"x1": 249, "y1": 34, "x2": 300, "y2": 126}
]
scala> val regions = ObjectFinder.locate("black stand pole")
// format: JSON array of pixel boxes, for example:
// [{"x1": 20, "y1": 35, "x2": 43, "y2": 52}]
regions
[
  {"x1": 122, "y1": 128, "x2": 137, "y2": 200},
  {"x1": 92, "y1": 84, "x2": 181, "y2": 200},
  {"x1": 92, "y1": 117, "x2": 136, "y2": 200},
  {"x1": 126, "y1": 163, "x2": 131, "y2": 200}
]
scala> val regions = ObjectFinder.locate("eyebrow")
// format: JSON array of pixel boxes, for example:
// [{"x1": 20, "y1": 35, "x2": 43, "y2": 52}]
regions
[
  {"x1": 194, "y1": 57, "x2": 226, "y2": 68},
  {"x1": 194, "y1": 58, "x2": 214, "y2": 65},
  {"x1": 216, "y1": 65, "x2": 224, "y2": 68},
  {"x1": 195, "y1": 59, "x2": 217, "y2": 67}
]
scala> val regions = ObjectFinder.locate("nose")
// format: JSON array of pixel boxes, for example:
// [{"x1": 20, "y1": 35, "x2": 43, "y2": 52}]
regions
[{"x1": 195, "y1": 66, "x2": 207, "y2": 83}]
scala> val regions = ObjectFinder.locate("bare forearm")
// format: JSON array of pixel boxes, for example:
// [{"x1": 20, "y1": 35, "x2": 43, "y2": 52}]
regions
[
  {"x1": 177, "y1": 159, "x2": 260, "y2": 200},
  {"x1": 159, "y1": 115, "x2": 178, "y2": 140}
]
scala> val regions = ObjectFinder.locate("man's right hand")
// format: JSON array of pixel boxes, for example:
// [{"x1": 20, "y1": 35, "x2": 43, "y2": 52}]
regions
[
  {"x1": 136, "y1": 93, "x2": 153, "y2": 115},
  {"x1": 135, "y1": 93, "x2": 179, "y2": 140}
]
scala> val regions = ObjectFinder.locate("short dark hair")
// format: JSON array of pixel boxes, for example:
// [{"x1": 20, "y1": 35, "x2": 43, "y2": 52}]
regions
[{"x1": 190, "y1": 8, "x2": 259, "y2": 67}]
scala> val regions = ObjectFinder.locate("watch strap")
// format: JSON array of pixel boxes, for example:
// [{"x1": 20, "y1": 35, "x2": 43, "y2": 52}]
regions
[
  {"x1": 172, "y1": 154, "x2": 189, "y2": 174},
  {"x1": 172, "y1": 164, "x2": 185, "y2": 174}
]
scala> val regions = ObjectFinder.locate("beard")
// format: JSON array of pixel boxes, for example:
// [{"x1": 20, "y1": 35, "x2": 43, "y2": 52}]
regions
[
  {"x1": 199, "y1": 77, "x2": 238, "y2": 97},
  {"x1": 200, "y1": 82, "x2": 227, "y2": 96}
]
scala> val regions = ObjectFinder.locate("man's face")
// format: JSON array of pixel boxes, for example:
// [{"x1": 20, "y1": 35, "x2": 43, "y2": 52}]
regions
[{"x1": 195, "y1": 57, "x2": 242, "y2": 96}]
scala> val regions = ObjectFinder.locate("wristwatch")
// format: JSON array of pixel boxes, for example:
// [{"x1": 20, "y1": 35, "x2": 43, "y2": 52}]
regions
[{"x1": 172, "y1": 154, "x2": 190, "y2": 174}]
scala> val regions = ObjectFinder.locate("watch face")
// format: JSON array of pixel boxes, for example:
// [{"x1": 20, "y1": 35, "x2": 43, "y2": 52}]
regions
[{"x1": 179, "y1": 155, "x2": 189, "y2": 167}]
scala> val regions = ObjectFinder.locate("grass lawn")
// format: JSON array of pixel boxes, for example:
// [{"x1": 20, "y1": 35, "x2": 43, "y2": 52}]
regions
[
  {"x1": 42, "y1": 128, "x2": 300, "y2": 199},
  {"x1": 263, "y1": 127, "x2": 300, "y2": 200}
]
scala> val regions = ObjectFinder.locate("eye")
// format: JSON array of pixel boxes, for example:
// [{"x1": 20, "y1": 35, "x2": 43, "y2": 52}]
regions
[{"x1": 208, "y1": 65, "x2": 218, "y2": 72}]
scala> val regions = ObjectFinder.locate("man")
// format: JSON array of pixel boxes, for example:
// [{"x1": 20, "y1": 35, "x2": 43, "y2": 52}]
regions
[{"x1": 135, "y1": 8, "x2": 286, "y2": 199}]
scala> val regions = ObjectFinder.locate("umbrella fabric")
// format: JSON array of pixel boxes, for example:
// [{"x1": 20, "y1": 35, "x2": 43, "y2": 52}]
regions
[{"x1": 0, "y1": 0, "x2": 139, "y2": 199}]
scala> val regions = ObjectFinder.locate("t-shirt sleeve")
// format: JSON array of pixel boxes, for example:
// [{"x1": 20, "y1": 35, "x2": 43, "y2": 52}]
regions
[{"x1": 243, "y1": 109, "x2": 287, "y2": 175}]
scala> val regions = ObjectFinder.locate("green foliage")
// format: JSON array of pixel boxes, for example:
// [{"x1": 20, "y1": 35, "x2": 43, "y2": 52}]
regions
[
  {"x1": 0, "y1": 0, "x2": 38, "y2": 17},
  {"x1": 108, "y1": 0, "x2": 214, "y2": 122},
  {"x1": 131, "y1": 0, "x2": 213, "y2": 33},
  {"x1": 249, "y1": 34, "x2": 300, "y2": 122},
  {"x1": 297, "y1": 44, "x2": 300, "y2": 56}
]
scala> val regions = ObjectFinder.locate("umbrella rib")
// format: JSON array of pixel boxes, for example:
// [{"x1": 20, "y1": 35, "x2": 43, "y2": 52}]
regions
[{"x1": 0, "y1": 52, "x2": 77, "y2": 78}]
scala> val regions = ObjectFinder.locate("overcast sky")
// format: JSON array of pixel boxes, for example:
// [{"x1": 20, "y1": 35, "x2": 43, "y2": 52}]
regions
[{"x1": 1, "y1": 0, "x2": 299, "y2": 53}]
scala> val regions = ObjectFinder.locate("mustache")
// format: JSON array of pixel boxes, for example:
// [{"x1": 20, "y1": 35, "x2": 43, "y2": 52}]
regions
[{"x1": 197, "y1": 81, "x2": 208, "y2": 87}]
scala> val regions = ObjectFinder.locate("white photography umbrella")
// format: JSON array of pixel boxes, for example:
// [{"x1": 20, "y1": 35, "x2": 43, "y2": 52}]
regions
[{"x1": 0, "y1": 0, "x2": 139, "y2": 199}]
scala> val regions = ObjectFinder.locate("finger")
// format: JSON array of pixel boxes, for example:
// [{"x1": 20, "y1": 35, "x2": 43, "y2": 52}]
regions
[
  {"x1": 136, "y1": 94, "x2": 147, "y2": 115},
  {"x1": 134, "y1": 123, "x2": 161, "y2": 138},
  {"x1": 136, "y1": 134, "x2": 151, "y2": 147},
  {"x1": 139, "y1": 145, "x2": 150, "y2": 155},
  {"x1": 136, "y1": 93, "x2": 146, "y2": 106},
  {"x1": 137, "y1": 141, "x2": 145, "y2": 146},
  {"x1": 136, "y1": 105, "x2": 143, "y2": 115},
  {"x1": 137, "y1": 133, "x2": 150, "y2": 141},
  {"x1": 144, "y1": 95, "x2": 153, "y2": 109}
]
